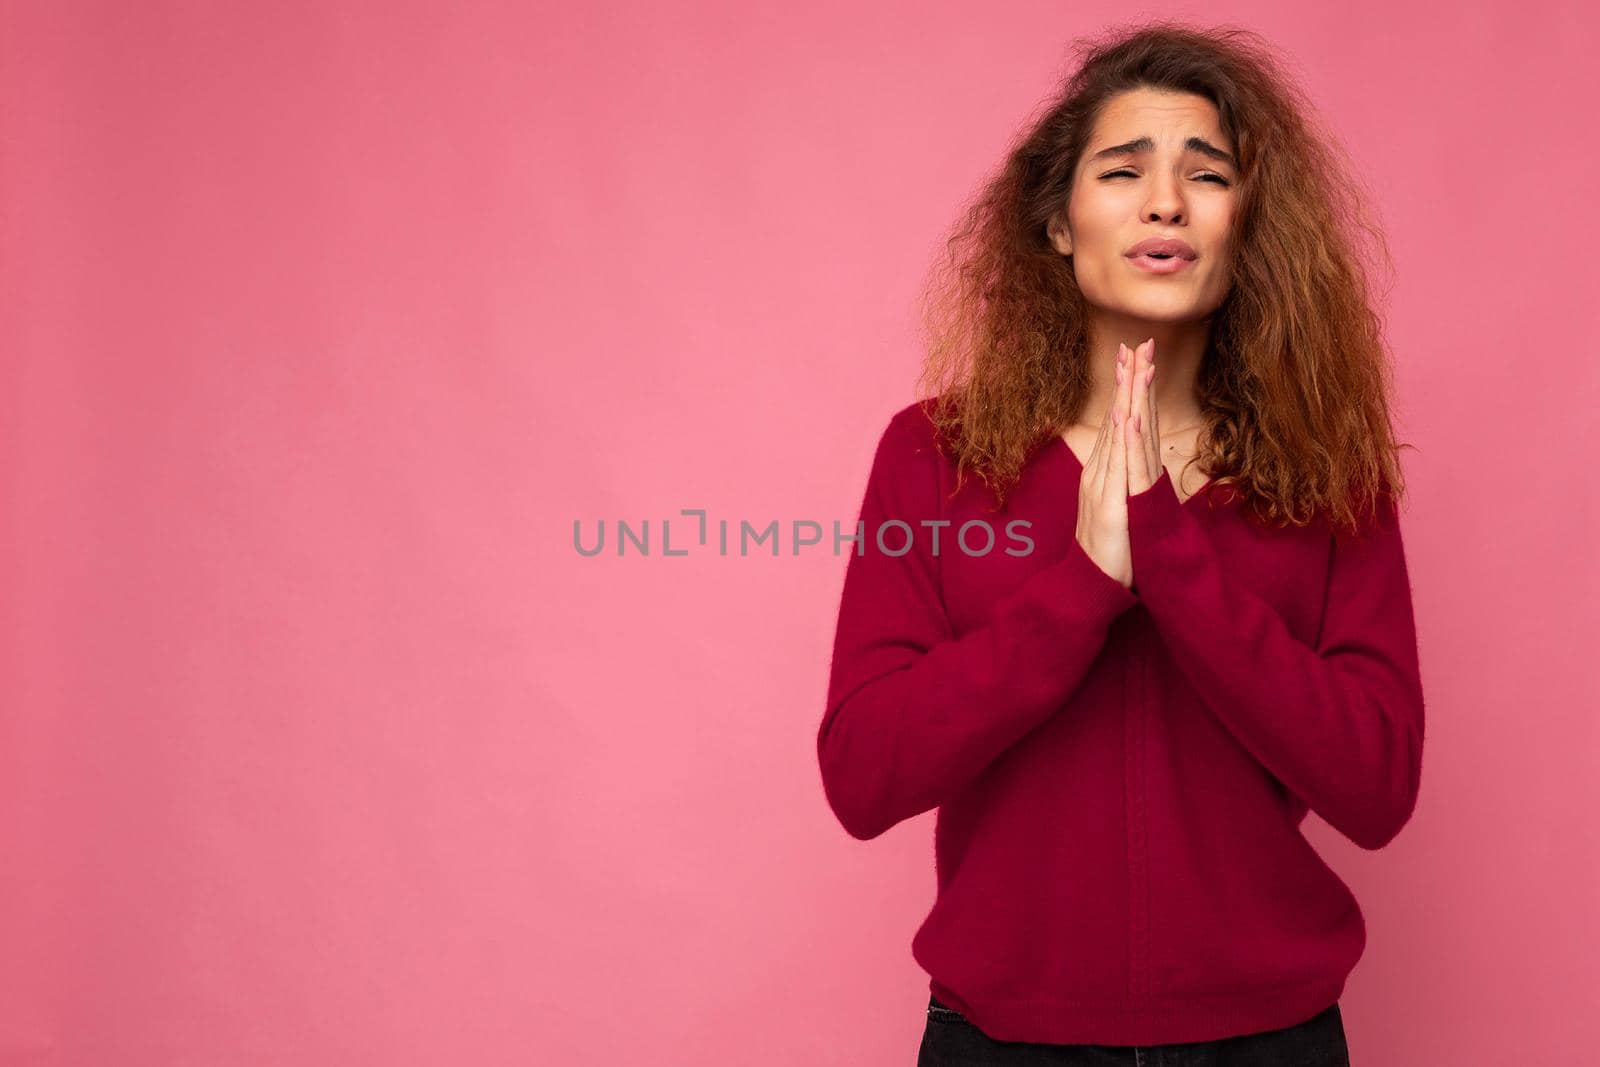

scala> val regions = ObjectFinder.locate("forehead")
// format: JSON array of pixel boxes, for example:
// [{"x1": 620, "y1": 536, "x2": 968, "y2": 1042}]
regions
[{"x1": 1088, "y1": 88, "x2": 1226, "y2": 147}]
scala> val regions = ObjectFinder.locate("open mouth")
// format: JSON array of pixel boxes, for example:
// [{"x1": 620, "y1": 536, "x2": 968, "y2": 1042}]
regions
[{"x1": 1128, "y1": 250, "x2": 1193, "y2": 274}]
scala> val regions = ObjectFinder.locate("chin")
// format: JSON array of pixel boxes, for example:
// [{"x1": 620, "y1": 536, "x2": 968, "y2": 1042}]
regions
[{"x1": 1106, "y1": 296, "x2": 1207, "y2": 324}]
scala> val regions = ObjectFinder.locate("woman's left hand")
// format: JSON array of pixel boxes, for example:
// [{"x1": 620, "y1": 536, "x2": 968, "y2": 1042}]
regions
[{"x1": 1122, "y1": 338, "x2": 1163, "y2": 494}]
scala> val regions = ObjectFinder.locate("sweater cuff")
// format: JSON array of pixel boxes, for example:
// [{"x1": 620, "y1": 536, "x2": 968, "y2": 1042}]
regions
[
  {"x1": 1125, "y1": 466, "x2": 1186, "y2": 550},
  {"x1": 1047, "y1": 533, "x2": 1139, "y2": 621}
]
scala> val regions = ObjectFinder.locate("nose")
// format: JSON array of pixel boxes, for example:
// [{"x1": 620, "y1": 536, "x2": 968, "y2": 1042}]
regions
[{"x1": 1142, "y1": 174, "x2": 1185, "y2": 225}]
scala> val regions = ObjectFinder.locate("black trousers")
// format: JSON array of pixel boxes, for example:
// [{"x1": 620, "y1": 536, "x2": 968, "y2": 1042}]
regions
[{"x1": 917, "y1": 995, "x2": 1351, "y2": 1066}]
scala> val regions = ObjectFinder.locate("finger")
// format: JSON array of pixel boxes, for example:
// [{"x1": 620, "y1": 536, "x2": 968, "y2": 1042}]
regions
[
  {"x1": 1110, "y1": 341, "x2": 1134, "y2": 496},
  {"x1": 1117, "y1": 338, "x2": 1137, "y2": 488},
  {"x1": 1128, "y1": 340, "x2": 1152, "y2": 490},
  {"x1": 1110, "y1": 370, "x2": 1127, "y2": 498},
  {"x1": 1089, "y1": 343, "x2": 1124, "y2": 496},
  {"x1": 1144, "y1": 340, "x2": 1162, "y2": 481}
]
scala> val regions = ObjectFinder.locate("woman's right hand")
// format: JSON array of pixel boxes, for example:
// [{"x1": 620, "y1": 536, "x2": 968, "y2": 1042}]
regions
[{"x1": 1074, "y1": 342, "x2": 1138, "y2": 589}]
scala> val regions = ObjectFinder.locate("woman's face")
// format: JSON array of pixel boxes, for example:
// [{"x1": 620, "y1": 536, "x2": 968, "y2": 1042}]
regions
[{"x1": 1049, "y1": 88, "x2": 1238, "y2": 325}]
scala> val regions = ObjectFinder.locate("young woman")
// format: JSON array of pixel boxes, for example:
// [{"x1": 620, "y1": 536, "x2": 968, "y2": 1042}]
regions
[{"x1": 817, "y1": 21, "x2": 1423, "y2": 1066}]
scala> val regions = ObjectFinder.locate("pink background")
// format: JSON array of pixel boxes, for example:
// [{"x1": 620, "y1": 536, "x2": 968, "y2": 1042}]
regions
[{"x1": 2, "y1": 2, "x2": 1596, "y2": 1063}]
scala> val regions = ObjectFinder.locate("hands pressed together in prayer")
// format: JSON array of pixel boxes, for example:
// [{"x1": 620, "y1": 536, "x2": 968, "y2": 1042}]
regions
[{"x1": 1073, "y1": 338, "x2": 1171, "y2": 590}]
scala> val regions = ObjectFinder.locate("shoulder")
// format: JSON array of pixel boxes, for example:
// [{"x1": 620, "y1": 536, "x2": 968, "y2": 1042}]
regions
[
  {"x1": 1329, "y1": 484, "x2": 1405, "y2": 548},
  {"x1": 879, "y1": 397, "x2": 951, "y2": 460},
  {"x1": 856, "y1": 399, "x2": 953, "y2": 507}
]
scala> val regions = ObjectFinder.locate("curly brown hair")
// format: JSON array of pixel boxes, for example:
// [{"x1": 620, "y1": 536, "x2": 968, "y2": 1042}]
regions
[{"x1": 913, "y1": 19, "x2": 1414, "y2": 535}]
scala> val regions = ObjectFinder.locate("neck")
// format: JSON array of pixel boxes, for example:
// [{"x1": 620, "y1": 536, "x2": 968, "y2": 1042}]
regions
[{"x1": 1077, "y1": 315, "x2": 1209, "y2": 431}]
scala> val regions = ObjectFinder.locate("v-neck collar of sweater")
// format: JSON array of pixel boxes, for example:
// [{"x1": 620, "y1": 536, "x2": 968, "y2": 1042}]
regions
[{"x1": 1053, "y1": 433, "x2": 1219, "y2": 511}]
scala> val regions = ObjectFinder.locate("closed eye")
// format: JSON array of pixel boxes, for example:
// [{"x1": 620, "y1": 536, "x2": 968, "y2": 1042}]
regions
[{"x1": 1100, "y1": 169, "x2": 1231, "y2": 186}]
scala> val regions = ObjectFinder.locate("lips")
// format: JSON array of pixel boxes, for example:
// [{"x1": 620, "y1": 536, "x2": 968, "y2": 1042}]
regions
[
  {"x1": 1126, "y1": 252, "x2": 1195, "y2": 275},
  {"x1": 1125, "y1": 237, "x2": 1197, "y2": 260}
]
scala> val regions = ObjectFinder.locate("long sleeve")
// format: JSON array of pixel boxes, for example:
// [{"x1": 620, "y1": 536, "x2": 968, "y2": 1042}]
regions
[
  {"x1": 1125, "y1": 468, "x2": 1425, "y2": 850},
  {"x1": 817, "y1": 409, "x2": 1138, "y2": 841}
]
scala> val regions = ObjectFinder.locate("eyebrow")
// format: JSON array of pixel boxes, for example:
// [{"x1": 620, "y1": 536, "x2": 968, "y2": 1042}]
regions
[{"x1": 1086, "y1": 135, "x2": 1237, "y2": 168}]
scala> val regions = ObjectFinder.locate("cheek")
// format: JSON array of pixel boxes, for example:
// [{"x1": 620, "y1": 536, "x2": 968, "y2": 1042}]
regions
[
  {"x1": 1068, "y1": 194, "x2": 1120, "y2": 248},
  {"x1": 1208, "y1": 232, "x2": 1237, "y2": 286},
  {"x1": 1205, "y1": 205, "x2": 1237, "y2": 255}
]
